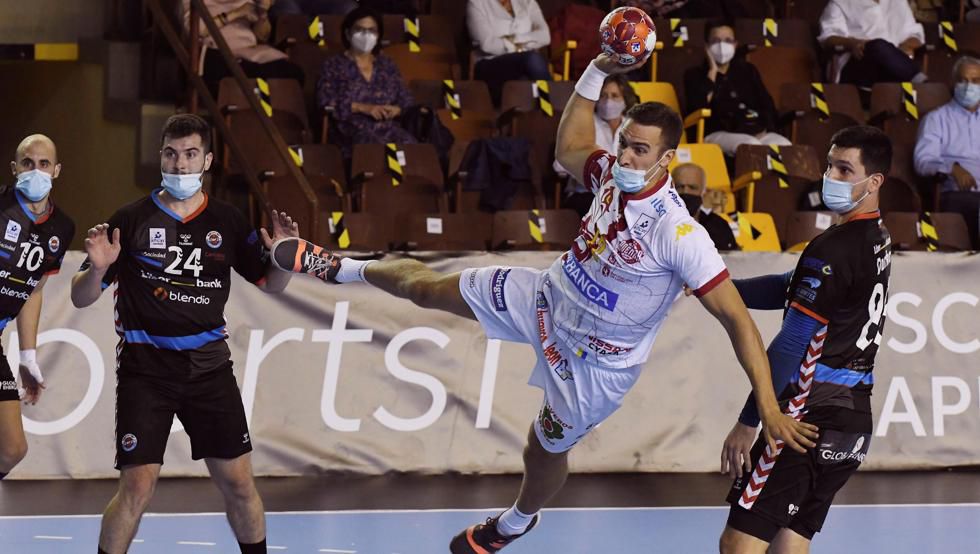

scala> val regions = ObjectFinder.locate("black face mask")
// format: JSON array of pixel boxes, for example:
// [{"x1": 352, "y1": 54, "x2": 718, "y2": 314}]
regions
[{"x1": 680, "y1": 193, "x2": 702, "y2": 216}]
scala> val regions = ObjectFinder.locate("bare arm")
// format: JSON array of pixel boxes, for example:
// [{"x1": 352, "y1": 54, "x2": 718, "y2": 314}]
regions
[
  {"x1": 71, "y1": 224, "x2": 120, "y2": 308},
  {"x1": 698, "y1": 279, "x2": 819, "y2": 454},
  {"x1": 16, "y1": 276, "x2": 45, "y2": 351},
  {"x1": 258, "y1": 210, "x2": 299, "y2": 294}
]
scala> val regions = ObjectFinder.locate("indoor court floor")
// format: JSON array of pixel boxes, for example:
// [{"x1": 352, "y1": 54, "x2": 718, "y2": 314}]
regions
[{"x1": 1, "y1": 472, "x2": 976, "y2": 553}]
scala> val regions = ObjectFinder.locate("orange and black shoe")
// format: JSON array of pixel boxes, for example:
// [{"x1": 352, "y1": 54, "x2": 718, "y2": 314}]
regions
[
  {"x1": 449, "y1": 513, "x2": 540, "y2": 553},
  {"x1": 270, "y1": 237, "x2": 341, "y2": 283}
]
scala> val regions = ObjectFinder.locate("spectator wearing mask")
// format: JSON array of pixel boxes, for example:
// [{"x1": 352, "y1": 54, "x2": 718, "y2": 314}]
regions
[
  {"x1": 913, "y1": 55, "x2": 980, "y2": 248},
  {"x1": 684, "y1": 20, "x2": 789, "y2": 156},
  {"x1": 467, "y1": 0, "x2": 552, "y2": 106},
  {"x1": 317, "y1": 7, "x2": 416, "y2": 158},
  {"x1": 672, "y1": 163, "x2": 739, "y2": 251},
  {"x1": 184, "y1": 0, "x2": 305, "y2": 95},
  {"x1": 558, "y1": 74, "x2": 639, "y2": 216},
  {"x1": 818, "y1": 0, "x2": 926, "y2": 87}
]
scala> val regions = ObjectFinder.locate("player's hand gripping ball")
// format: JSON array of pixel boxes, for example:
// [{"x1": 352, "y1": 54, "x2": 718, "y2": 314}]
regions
[{"x1": 599, "y1": 7, "x2": 657, "y2": 66}]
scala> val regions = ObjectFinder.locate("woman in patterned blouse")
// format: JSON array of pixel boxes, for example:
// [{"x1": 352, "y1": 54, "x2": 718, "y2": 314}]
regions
[{"x1": 316, "y1": 6, "x2": 416, "y2": 158}]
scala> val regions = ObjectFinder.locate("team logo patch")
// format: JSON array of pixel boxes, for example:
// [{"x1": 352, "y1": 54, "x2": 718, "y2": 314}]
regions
[
  {"x1": 631, "y1": 213, "x2": 655, "y2": 236},
  {"x1": 206, "y1": 230, "x2": 222, "y2": 249},
  {"x1": 4, "y1": 220, "x2": 21, "y2": 243},
  {"x1": 538, "y1": 403, "x2": 572, "y2": 443},
  {"x1": 617, "y1": 239, "x2": 643, "y2": 264},
  {"x1": 47, "y1": 235, "x2": 60, "y2": 253},
  {"x1": 149, "y1": 228, "x2": 166, "y2": 249},
  {"x1": 800, "y1": 277, "x2": 821, "y2": 289},
  {"x1": 535, "y1": 291, "x2": 548, "y2": 310},
  {"x1": 153, "y1": 287, "x2": 167, "y2": 300},
  {"x1": 121, "y1": 433, "x2": 138, "y2": 452}
]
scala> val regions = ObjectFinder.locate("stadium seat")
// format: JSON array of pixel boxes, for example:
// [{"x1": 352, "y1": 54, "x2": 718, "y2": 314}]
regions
[
  {"x1": 261, "y1": 174, "x2": 347, "y2": 242},
  {"x1": 218, "y1": 77, "x2": 311, "y2": 133},
  {"x1": 649, "y1": 45, "x2": 704, "y2": 113},
  {"x1": 628, "y1": 81, "x2": 710, "y2": 143},
  {"x1": 783, "y1": 211, "x2": 839, "y2": 252},
  {"x1": 879, "y1": 177, "x2": 923, "y2": 215},
  {"x1": 668, "y1": 143, "x2": 735, "y2": 211},
  {"x1": 490, "y1": 209, "x2": 580, "y2": 250},
  {"x1": 735, "y1": 18, "x2": 816, "y2": 52},
  {"x1": 409, "y1": 79, "x2": 494, "y2": 113},
  {"x1": 350, "y1": 143, "x2": 448, "y2": 217},
  {"x1": 780, "y1": 83, "x2": 864, "y2": 125},
  {"x1": 436, "y1": 109, "x2": 496, "y2": 142},
  {"x1": 722, "y1": 211, "x2": 782, "y2": 252},
  {"x1": 745, "y1": 46, "x2": 819, "y2": 106},
  {"x1": 384, "y1": 43, "x2": 458, "y2": 81},
  {"x1": 219, "y1": 110, "x2": 311, "y2": 176},
  {"x1": 394, "y1": 212, "x2": 493, "y2": 251},
  {"x1": 869, "y1": 83, "x2": 951, "y2": 150},
  {"x1": 382, "y1": 14, "x2": 457, "y2": 53},
  {"x1": 275, "y1": 14, "x2": 344, "y2": 49},
  {"x1": 784, "y1": 0, "x2": 830, "y2": 33},
  {"x1": 290, "y1": 143, "x2": 347, "y2": 192},
  {"x1": 652, "y1": 18, "x2": 706, "y2": 50},
  {"x1": 499, "y1": 80, "x2": 575, "y2": 114},
  {"x1": 921, "y1": 22, "x2": 980, "y2": 83},
  {"x1": 320, "y1": 211, "x2": 395, "y2": 252},
  {"x1": 882, "y1": 212, "x2": 971, "y2": 252}
]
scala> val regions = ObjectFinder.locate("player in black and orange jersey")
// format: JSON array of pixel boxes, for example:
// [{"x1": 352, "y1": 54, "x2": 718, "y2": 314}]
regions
[
  {"x1": 0, "y1": 134, "x2": 75, "y2": 480},
  {"x1": 71, "y1": 114, "x2": 298, "y2": 554},
  {"x1": 719, "y1": 126, "x2": 893, "y2": 553}
]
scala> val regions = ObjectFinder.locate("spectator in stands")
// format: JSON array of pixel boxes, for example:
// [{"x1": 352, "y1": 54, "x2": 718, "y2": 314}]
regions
[
  {"x1": 184, "y1": 0, "x2": 305, "y2": 95},
  {"x1": 968, "y1": 0, "x2": 980, "y2": 22},
  {"x1": 317, "y1": 7, "x2": 415, "y2": 158},
  {"x1": 684, "y1": 20, "x2": 790, "y2": 156},
  {"x1": 672, "y1": 163, "x2": 740, "y2": 251},
  {"x1": 561, "y1": 74, "x2": 639, "y2": 215},
  {"x1": 913, "y1": 55, "x2": 980, "y2": 249},
  {"x1": 818, "y1": 0, "x2": 926, "y2": 88},
  {"x1": 467, "y1": 0, "x2": 552, "y2": 106},
  {"x1": 270, "y1": 0, "x2": 356, "y2": 18}
]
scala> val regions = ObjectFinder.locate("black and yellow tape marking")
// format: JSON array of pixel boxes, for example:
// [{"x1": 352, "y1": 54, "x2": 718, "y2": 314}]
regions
[
  {"x1": 767, "y1": 145, "x2": 790, "y2": 189},
  {"x1": 404, "y1": 17, "x2": 421, "y2": 53},
  {"x1": 331, "y1": 211, "x2": 350, "y2": 249},
  {"x1": 443, "y1": 80, "x2": 461, "y2": 120},
  {"x1": 385, "y1": 143, "x2": 403, "y2": 186},
  {"x1": 762, "y1": 18, "x2": 778, "y2": 47},
  {"x1": 288, "y1": 146, "x2": 303, "y2": 167},
  {"x1": 919, "y1": 212, "x2": 938, "y2": 251},
  {"x1": 255, "y1": 78, "x2": 273, "y2": 117},
  {"x1": 670, "y1": 19, "x2": 685, "y2": 47},
  {"x1": 309, "y1": 16, "x2": 325, "y2": 47},
  {"x1": 528, "y1": 209, "x2": 544, "y2": 243},
  {"x1": 939, "y1": 21, "x2": 957, "y2": 53},
  {"x1": 901, "y1": 82, "x2": 918, "y2": 120},
  {"x1": 536, "y1": 80, "x2": 554, "y2": 117},
  {"x1": 0, "y1": 43, "x2": 78, "y2": 61},
  {"x1": 810, "y1": 82, "x2": 830, "y2": 118}
]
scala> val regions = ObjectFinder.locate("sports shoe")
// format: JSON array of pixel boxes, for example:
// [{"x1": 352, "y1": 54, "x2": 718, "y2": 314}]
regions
[
  {"x1": 270, "y1": 237, "x2": 341, "y2": 283},
  {"x1": 449, "y1": 513, "x2": 540, "y2": 553}
]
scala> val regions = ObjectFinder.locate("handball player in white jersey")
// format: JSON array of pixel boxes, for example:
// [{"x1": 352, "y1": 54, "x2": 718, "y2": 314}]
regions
[{"x1": 270, "y1": 52, "x2": 818, "y2": 553}]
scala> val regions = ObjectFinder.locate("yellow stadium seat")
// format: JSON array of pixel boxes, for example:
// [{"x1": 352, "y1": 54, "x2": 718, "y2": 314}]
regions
[
  {"x1": 668, "y1": 144, "x2": 737, "y2": 212},
  {"x1": 721, "y1": 212, "x2": 782, "y2": 252},
  {"x1": 628, "y1": 81, "x2": 711, "y2": 143}
]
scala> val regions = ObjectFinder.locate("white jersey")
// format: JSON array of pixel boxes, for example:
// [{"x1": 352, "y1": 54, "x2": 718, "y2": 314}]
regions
[{"x1": 546, "y1": 150, "x2": 729, "y2": 369}]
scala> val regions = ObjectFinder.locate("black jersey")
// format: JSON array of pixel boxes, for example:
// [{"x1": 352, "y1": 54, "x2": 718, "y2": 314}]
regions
[
  {"x1": 0, "y1": 188, "x2": 74, "y2": 329},
  {"x1": 81, "y1": 190, "x2": 268, "y2": 352},
  {"x1": 783, "y1": 211, "x2": 891, "y2": 414}
]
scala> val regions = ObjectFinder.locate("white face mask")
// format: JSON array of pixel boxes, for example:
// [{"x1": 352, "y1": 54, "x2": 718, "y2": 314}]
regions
[
  {"x1": 161, "y1": 172, "x2": 203, "y2": 200},
  {"x1": 611, "y1": 150, "x2": 672, "y2": 193},
  {"x1": 350, "y1": 30, "x2": 378, "y2": 53},
  {"x1": 709, "y1": 42, "x2": 735, "y2": 65},
  {"x1": 597, "y1": 98, "x2": 626, "y2": 121},
  {"x1": 15, "y1": 169, "x2": 53, "y2": 202}
]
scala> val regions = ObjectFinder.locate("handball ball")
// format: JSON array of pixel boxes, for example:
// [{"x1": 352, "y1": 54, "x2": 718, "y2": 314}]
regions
[{"x1": 599, "y1": 7, "x2": 657, "y2": 66}]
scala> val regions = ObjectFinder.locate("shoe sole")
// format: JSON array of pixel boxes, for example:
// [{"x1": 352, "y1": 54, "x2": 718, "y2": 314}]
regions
[{"x1": 449, "y1": 526, "x2": 485, "y2": 554}]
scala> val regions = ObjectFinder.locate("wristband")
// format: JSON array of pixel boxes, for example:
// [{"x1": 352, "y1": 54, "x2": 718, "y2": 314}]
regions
[
  {"x1": 20, "y1": 349, "x2": 36, "y2": 365},
  {"x1": 574, "y1": 61, "x2": 609, "y2": 102}
]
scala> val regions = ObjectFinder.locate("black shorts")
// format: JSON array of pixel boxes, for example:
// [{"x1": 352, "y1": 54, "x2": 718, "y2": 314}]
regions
[
  {"x1": 0, "y1": 351, "x2": 17, "y2": 402},
  {"x1": 114, "y1": 344, "x2": 251, "y2": 469},
  {"x1": 725, "y1": 408, "x2": 872, "y2": 542}
]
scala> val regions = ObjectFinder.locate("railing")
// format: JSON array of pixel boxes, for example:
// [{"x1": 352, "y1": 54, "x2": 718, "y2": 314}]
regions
[{"x1": 144, "y1": 0, "x2": 320, "y2": 238}]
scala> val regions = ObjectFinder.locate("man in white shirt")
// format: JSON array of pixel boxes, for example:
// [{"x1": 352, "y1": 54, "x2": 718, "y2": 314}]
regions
[
  {"x1": 268, "y1": 49, "x2": 819, "y2": 553},
  {"x1": 818, "y1": 0, "x2": 927, "y2": 87}
]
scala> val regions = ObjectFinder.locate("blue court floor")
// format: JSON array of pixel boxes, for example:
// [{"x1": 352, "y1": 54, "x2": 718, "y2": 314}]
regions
[{"x1": 1, "y1": 504, "x2": 976, "y2": 553}]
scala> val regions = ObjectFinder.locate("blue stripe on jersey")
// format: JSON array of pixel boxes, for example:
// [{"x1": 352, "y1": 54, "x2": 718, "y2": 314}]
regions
[
  {"x1": 0, "y1": 249, "x2": 10, "y2": 260},
  {"x1": 0, "y1": 317, "x2": 11, "y2": 331},
  {"x1": 123, "y1": 327, "x2": 226, "y2": 350},
  {"x1": 150, "y1": 187, "x2": 185, "y2": 222},
  {"x1": 14, "y1": 190, "x2": 38, "y2": 223},
  {"x1": 815, "y1": 363, "x2": 874, "y2": 387},
  {"x1": 135, "y1": 254, "x2": 163, "y2": 268}
]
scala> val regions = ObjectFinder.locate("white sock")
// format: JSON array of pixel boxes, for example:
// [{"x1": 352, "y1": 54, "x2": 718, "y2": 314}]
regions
[
  {"x1": 496, "y1": 505, "x2": 536, "y2": 537},
  {"x1": 334, "y1": 258, "x2": 375, "y2": 283}
]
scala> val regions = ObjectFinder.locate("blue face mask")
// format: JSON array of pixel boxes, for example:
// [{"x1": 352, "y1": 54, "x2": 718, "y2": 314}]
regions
[
  {"x1": 611, "y1": 150, "x2": 671, "y2": 193},
  {"x1": 822, "y1": 172, "x2": 873, "y2": 214},
  {"x1": 954, "y1": 82, "x2": 980, "y2": 109},
  {"x1": 161, "y1": 172, "x2": 203, "y2": 200},
  {"x1": 15, "y1": 169, "x2": 53, "y2": 202}
]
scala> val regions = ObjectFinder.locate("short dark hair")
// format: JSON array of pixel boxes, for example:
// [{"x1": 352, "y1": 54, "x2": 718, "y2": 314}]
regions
[
  {"x1": 623, "y1": 102, "x2": 683, "y2": 153},
  {"x1": 161, "y1": 113, "x2": 212, "y2": 153},
  {"x1": 340, "y1": 7, "x2": 383, "y2": 55},
  {"x1": 704, "y1": 19, "x2": 736, "y2": 42},
  {"x1": 830, "y1": 125, "x2": 892, "y2": 176}
]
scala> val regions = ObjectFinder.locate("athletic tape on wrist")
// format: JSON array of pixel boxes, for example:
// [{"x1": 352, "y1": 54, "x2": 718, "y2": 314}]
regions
[
  {"x1": 575, "y1": 62, "x2": 609, "y2": 102},
  {"x1": 20, "y1": 349, "x2": 36, "y2": 364}
]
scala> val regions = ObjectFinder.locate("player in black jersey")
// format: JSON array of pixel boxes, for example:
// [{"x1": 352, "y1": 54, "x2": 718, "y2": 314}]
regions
[
  {"x1": 71, "y1": 114, "x2": 298, "y2": 554},
  {"x1": 717, "y1": 126, "x2": 893, "y2": 553},
  {"x1": 0, "y1": 134, "x2": 75, "y2": 480}
]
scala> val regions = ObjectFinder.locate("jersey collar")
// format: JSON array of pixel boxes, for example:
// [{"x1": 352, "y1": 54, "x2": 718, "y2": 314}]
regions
[
  {"x1": 14, "y1": 190, "x2": 53, "y2": 225},
  {"x1": 151, "y1": 187, "x2": 209, "y2": 223},
  {"x1": 844, "y1": 210, "x2": 881, "y2": 223}
]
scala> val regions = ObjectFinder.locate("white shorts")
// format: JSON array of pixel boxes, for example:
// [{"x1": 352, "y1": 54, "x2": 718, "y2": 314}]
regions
[{"x1": 459, "y1": 266, "x2": 644, "y2": 453}]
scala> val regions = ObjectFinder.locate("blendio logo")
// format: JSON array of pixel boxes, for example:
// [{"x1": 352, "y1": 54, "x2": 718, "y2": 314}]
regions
[
  {"x1": 0, "y1": 286, "x2": 29, "y2": 300},
  {"x1": 169, "y1": 291, "x2": 210, "y2": 304}
]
